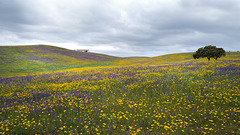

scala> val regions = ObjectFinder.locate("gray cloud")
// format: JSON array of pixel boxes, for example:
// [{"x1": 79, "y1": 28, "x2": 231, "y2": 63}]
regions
[{"x1": 0, "y1": 0, "x2": 240, "y2": 57}]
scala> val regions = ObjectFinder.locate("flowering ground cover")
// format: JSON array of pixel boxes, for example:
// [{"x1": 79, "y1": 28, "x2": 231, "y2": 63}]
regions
[{"x1": 0, "y1": 46, "x2": 240, "y2": 134}]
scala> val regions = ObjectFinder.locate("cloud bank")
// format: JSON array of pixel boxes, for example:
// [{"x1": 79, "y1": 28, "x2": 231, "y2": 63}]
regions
[{"x1": 1, "y1": 0, "x2": 240, "y2": 57}]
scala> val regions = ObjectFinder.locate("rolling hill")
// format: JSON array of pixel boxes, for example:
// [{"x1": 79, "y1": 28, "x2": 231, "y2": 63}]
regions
[
  {"x1": 0, "y1": 45, "x2": 240, "y2": 77},
  {"x1": 0, "y1": 45, "x2": 121, "y2": 76}
]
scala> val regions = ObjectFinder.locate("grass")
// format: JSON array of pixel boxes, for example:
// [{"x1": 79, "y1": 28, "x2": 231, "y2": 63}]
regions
[{"x1": 0, "y1": 45, "x2": 240, "y2": 134}]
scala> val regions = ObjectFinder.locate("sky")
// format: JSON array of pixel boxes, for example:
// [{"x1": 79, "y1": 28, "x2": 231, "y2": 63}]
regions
[{"x1": 0, "y1": 0, "x2": 240, "y2": 57}]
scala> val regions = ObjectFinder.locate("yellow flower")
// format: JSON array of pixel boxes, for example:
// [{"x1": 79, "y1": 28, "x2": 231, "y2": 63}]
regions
[
  {"x1": 129, "y1": 126, "x2": 132, "y2": 130},
  {"x1": 164, "y1": 125, "x2": 169, "y2": 130}
]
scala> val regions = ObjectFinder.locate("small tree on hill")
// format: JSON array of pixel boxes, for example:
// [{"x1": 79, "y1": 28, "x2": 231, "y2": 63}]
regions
[{"x1": 193, "y1": 45, "x2": 226, "y2": 61}]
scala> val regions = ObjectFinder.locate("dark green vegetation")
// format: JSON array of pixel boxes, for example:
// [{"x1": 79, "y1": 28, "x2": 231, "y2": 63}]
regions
[{"x1": 193, "y1": 45, "x2": 226, "y2": 61}]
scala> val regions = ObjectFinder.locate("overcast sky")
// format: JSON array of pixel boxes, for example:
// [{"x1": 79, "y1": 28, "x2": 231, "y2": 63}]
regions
[{"x1": 0, "y1": 0, "x2": 240, "y2": 57}]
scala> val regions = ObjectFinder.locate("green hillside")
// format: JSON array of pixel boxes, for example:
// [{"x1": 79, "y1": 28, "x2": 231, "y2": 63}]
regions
[{"x1": 0, "y1": 45, "x2": 120, "y2": 76}]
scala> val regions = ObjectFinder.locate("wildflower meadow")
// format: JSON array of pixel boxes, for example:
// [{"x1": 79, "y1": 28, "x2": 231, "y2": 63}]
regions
[{"x1": 0, "y1": 46, "x2": 240, "y2": 134}]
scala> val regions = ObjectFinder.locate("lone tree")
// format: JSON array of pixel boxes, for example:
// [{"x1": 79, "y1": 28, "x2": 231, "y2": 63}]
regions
[{"x1": 193, "y1": 45, "x2": 226, "y2": 60}]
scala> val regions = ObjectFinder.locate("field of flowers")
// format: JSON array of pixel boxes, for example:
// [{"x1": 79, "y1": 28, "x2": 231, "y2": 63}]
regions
[
  {"x1": 1, "y1": 57, "x2": 240, "y2": 134},
  {"x1": 0, "y1": 46, "x2": 240, "y2": 134}
]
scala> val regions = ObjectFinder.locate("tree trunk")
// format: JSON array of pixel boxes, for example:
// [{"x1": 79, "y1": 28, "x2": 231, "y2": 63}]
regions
[{"x1": 207, "y1": 57, "x2": 210, "y2": 61}]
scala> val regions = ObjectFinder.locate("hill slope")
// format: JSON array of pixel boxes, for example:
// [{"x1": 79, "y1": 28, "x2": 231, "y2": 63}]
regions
[
  {"x1": 0, "y1": 45, "x2": 120, "y2": 76},
  {"x1": 0, "y1": 45, "x2": 119, "y2": 62}
]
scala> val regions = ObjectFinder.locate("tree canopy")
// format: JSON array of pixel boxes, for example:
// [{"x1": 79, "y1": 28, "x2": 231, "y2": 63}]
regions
[{"x1": 193, "y1": 45, "x2": 226, "y2": 60}]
